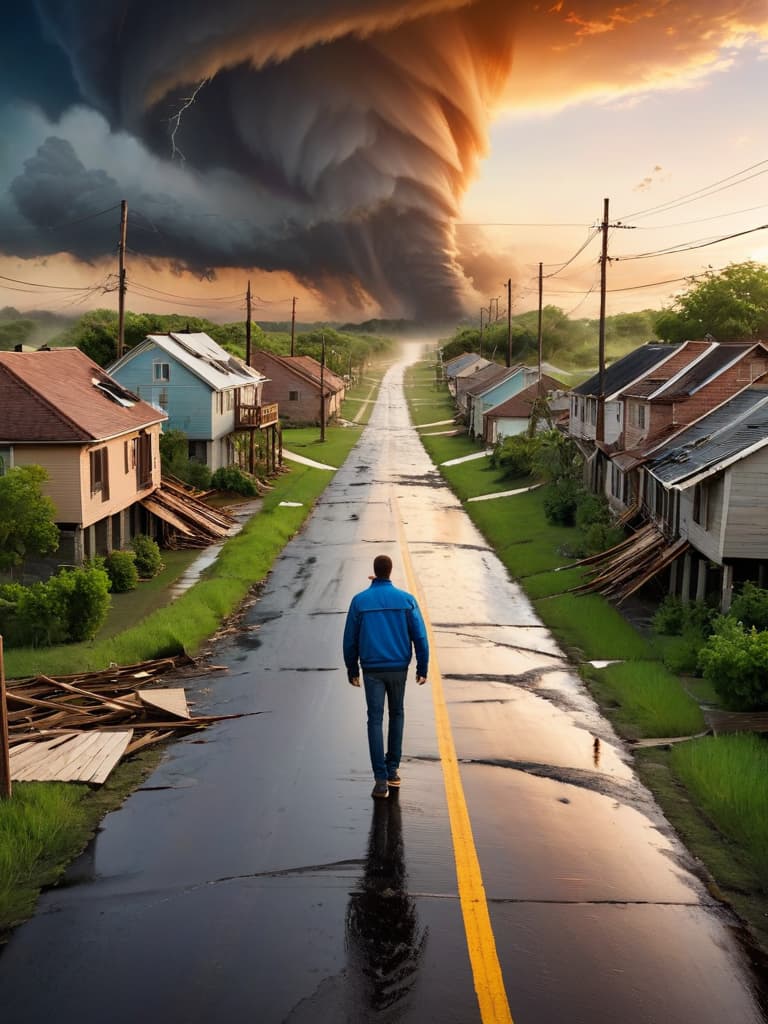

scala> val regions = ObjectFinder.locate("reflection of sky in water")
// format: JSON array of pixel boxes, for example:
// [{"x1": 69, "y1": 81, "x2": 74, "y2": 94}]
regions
[{"x1": 346, "y1": 799, "x2": 428, "y2": 1017}]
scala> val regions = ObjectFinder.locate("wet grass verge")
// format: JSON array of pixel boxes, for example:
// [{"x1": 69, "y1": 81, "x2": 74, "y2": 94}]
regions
[
  {"x1": 636, "y1": 746, "x2": 768, "y2": 953},
  {"x1": 0, "y1": 750, "x2": 161, "y2": 939},
  {"x1": 581, "y1": 660, "x2": 706, "y2": 739}
]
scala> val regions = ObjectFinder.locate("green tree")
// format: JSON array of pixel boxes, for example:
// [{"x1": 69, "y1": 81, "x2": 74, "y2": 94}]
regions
[
  {"x1": 0, "y1": 465, "x2": 59, "y2": 571},
  {"x1": 655, "y1": 262, "x2": 768, "y2": 343}
]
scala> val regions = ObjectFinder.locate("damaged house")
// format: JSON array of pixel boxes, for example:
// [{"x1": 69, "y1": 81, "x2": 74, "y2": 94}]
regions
[{"x1": 0, "y1": 347, "x2": 166, "y2": 574}]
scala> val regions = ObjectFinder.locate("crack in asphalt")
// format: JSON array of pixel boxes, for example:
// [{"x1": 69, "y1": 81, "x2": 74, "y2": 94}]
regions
[
  {"x1": 438, "y1": 633, "x2": 567, "y2": 659},
  {"x1": 457, "y1": 756, "x2": 646, "y2": 804}
]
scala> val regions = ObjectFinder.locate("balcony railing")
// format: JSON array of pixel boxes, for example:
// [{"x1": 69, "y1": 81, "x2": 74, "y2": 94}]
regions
[{"x1": 235, "y1": 402, "x2": 279, "y2": 428}]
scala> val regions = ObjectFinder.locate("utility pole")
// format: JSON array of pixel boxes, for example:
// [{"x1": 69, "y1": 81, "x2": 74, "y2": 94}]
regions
[
  {"x1": 319, "y1": 332, "x2": 326, "y2": 442},
  {"x1": 506, "y1": 278, "x2": 512, "y2": 368},
  {"x1": 117, "y1": 199, "x2": 127, "y2": 360},
  {"x1": 245, "y1": 280, "x2": 252, "y2": 366},
  {"x1": 0, "y1": 636, "x2": 10, "y2": 799},
  {"x1": 290, "y1": 296, "x2": 297, "y2": 356},
  {"x1": 479, "y1": 307, "x2": 485, "y2": 357},
  {"x1": 596, "y1": 198, "x2": 610, "y2": 446},
  {"x1": 537, "y1": 261, "x2": 544, "y2": 395}
]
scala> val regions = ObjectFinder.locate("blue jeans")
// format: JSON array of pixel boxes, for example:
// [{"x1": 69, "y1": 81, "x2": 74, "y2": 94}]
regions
[{"x1": 363, "y1": 670, "x2": 407, "y2": 781}]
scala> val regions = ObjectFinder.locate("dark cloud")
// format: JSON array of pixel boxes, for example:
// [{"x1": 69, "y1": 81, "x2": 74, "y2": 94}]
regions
[
  {"x1": 0, "y1": 0, "x2": 514, "y2": 319},
  {"x1": 3, "y1": 2, "x2": 766, "y2": 318}
]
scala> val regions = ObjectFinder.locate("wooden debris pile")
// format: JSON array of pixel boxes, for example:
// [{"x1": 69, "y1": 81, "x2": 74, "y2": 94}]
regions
[
  {"x1": 5, "y1": 656, "x2": 242, "y2": 784},
  {"x1": 142, "y1": 479, "x2": 237, "y2": 548},
  {"x1": 567, "y1": 523, "x2": 689, "y2": 604}
]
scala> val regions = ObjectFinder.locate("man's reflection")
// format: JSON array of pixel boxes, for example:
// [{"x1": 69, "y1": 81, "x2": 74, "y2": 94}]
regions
[{"x1": 346, "y1": 796, "x2": 427, "y2": 1014}]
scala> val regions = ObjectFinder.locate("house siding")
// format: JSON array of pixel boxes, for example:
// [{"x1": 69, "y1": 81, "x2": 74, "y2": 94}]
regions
[
  {"x1": 468, "y1": 368, "x2": 533, "y2": 437},
  {"x1": 12, "y1": 444, "x2": 85, "y2": 522},
  {"x1": 112, "y1": 344, "x2": 214, "y2": 438},
  {"x1": 679, "y1": 476, "x2": 725, "y2": 563},
  {"x1": 252, "y1": 352, "x2": 342, "y2": 425},
  {"x1": 722, "y1": 449, "x2": 768, "y2": 559}
]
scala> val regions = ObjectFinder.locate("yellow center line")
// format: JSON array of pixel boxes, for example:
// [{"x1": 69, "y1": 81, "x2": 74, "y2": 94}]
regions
[{"x1": 395, "y1": 500, "x2": 514, "y2": 1024}]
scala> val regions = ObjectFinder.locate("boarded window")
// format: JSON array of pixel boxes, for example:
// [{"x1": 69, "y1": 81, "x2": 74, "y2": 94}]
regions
[{"x1": 89, "y1": 447, "x2": 109, "y2": 501}]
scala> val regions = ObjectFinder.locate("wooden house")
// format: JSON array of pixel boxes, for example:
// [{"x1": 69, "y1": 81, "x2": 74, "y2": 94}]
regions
[
  {"x1": 483, "y1": 375, "x2": 564, "y2": 444},
  {"x1": 249, "y1": 351, "x2": 346, "y2": 426},
  {"x1": 605, "y1": 341, "x2": 768, "y2": 514},
  {"x1": 465, "y1": 364, "x2": 539, "y2": 438},
  {"x1": 0, "y1": 348, "x2": 166, "y2": 572},
  {"x1": 643, "y1": 386, "x2": 768, "y2": 610},
  {"x1": 108, "y1": 333, "x2": 275, "y2": 472}
]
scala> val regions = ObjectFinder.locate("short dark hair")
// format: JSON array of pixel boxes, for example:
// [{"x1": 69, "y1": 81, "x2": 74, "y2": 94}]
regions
[{"x1": 373, "y1": 554, "x2": 392, "y2": 579}]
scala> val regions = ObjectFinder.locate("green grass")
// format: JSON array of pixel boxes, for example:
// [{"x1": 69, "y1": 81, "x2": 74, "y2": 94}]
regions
[
  {"x1": 671, "y1": 735, "x2": 768, "y2": 887},
  {"x1": 534, "y1": 593, "x2": 653, "y2": 661},
  {"x1": 0, "y1": 752, "x2": 161, "y2": 936},
  {"x1": 93, "y1": 549, "x2": 201, "y2": 641},
  {"x1": 419, "y1": 432, "x2": 479, "y2": 465},
  {"x1": 581, "y1": 660, "x2": 705, "y2": 739},
  {"x1": 281, "y1": 423, "x2": 364, "y2": 466},
  {"x1": 468, "y1": 487, "x2": 579, "y2": 578},
  {"x1": 3, "y1": 429, "x2": 362, "y2": 680},
  {"x1": 636, "y1": 748, "x2": 768, "y2": 950},
  {"x1": 403, "y1": 365, "x2": 455, "y2": 425},
  {"x1": 0, "y1": 783, "x2": 89, "y2": 930}
]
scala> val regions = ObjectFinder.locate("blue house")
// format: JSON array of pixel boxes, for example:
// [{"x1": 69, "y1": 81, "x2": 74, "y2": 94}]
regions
[
  {"x1": 108, "y1": 332, "x2": 275, "y2": 472},
  {"x1": 466, "y1": 364, "x2": 538, "y2": 438}
]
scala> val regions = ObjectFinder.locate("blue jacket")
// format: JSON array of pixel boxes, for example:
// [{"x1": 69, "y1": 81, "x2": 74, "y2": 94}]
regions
[{"x1": 343, "y1": 579, "x2": 429, "y2": 680}]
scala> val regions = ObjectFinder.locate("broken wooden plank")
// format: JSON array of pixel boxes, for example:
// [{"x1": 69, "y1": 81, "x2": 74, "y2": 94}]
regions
[
  {"x1": 11, "y1": 731, "x2": 133, "y2": 784},
  {"x1": 136, "y1": 688, "x2": 190, "y2": 720}
]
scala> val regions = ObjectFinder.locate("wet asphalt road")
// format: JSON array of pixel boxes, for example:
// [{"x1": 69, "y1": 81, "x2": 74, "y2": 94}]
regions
[{"x1": 2, "y1": 345, "x2": 767, "y2": 1023}]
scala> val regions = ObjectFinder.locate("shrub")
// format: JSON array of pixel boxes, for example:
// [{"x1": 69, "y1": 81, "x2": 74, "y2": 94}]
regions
[
  {"x1": 0, "y1": 582, "x2": 26, "y2": 646},
  {"x1": 16, "y1": 580, "x2": 69, "y2": 647},
  {"x1": 698, "y1": 618, "x2": 768, "y2": 710},
  {"x1": 580, "y1": 521, "x2": 624, "y2": 557},
  {"x1": 543, "y1": 480, "x2": 581, "y2": 526},
  {"x1": 186, "y1": 461, "x2": 212, "y2": 491},
  {"x1": 490, "y1": 435, "x2": 536, "y2": 479},
  {"x1": 104, "y1": 550, "x2": 139, "y2": 593},
  {"x1": 211, "y1": 465, "x2": 258, "y2": 496},
  {"x1": 131, "y1": 534, "x2": 164, "y2": 578},
  {"x1": 574, "y1": 491, "x2": 610, "y2": 531},
  {"x1": 653, "y1": 596, "x2": 717, "y2": 638},
  {"x1": 729, "y1": 582, "x2": 768, "y2": 632},
  {"x1": 60, "y1": 565, "x2": 111, "y2": 641}
]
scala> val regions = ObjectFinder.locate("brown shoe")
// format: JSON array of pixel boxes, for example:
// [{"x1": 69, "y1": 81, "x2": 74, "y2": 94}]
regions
[{"x1": 387, "y1": 772, "x2": 401, "y2": 788}]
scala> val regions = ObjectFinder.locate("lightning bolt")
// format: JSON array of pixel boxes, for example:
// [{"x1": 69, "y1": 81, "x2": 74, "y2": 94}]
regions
[{"x1": 168, "y1": 78, "x2": 210, "y2": 163}]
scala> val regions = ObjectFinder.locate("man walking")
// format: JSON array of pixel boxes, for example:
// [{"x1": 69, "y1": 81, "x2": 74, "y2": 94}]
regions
[{"x1": 343, "y1": 554, "x2": 429, "y2": 799}]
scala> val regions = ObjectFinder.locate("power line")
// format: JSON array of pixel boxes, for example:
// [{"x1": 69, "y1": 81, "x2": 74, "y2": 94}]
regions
[
  {"x1": 615, "y1": 222, "x2": 768, "y2": 262},
  {"x1": 618, "y1": 158, "x2": 768, "y2": 221},
  {"x1": 0, "y1": 272, "x2": 106, "y2": 292}
]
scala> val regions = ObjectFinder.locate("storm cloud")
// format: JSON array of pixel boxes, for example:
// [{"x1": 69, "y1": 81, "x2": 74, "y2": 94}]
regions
[{"x1": 2, "y1": 1, "x2": 767, "y2": 318}]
